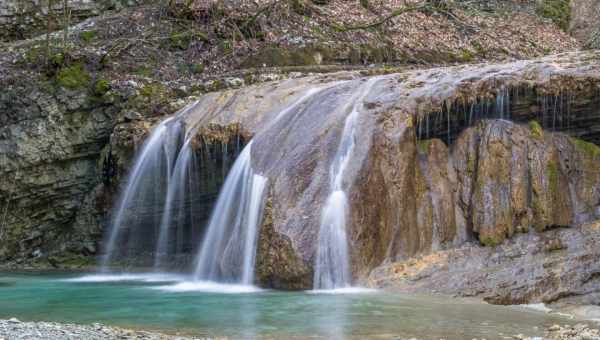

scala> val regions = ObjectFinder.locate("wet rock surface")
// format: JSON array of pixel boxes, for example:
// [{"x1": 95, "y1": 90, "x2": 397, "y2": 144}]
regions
[{"x1": 181, "y1": 50, "x2": 600, "y2": 290}]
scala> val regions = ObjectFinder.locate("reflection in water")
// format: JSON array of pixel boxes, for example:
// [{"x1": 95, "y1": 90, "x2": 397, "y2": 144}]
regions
[
  {"x1": 314, "y1": 293, "x2": 349, "y2": 339},
  {"x1": 239, "y1": 295, "x2": 258, "y2": 339}
]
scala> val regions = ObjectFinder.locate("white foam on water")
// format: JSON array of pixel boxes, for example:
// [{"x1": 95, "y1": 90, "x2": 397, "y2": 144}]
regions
[
  {"x1": 309, "y1": 287, "x2": 378, "y2": 295},
  {"x1": 517, "y1": 303, "x2": 553, "y2": 313},
  {"x1": 151, "y1": 281, "x2": 263, "y2": 294},
  {"x1": 62, "y1": 273, "x2": 188, "y2": 283}
]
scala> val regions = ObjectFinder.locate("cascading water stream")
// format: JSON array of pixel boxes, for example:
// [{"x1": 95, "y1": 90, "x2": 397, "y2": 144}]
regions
[
  {"x1": 154, "y1": 140, "x2": 194, "y2": 269},
  {"x1": 193, "y1": 141, "x2": 267, "y2": 285},
  {"x1": 313, "y1": 78, "x2": 379, "y2": 290},
  {"x1": 100, "y1": 118, "x2": 184, "y2": 272}
]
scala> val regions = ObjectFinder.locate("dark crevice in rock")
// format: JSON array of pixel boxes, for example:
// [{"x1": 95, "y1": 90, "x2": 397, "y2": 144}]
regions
[{"x1": 416, "y1": 84, "x2": 600, "y2": 146}]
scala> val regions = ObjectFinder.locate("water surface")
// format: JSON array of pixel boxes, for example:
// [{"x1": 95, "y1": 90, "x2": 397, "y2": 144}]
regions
[{"x1": 0, "y1": 272, "x2": 571, "y2": 339}]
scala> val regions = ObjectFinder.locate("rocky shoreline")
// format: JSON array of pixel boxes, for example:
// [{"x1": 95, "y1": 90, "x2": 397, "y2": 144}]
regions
[
  {"x1": 0, "y1": 318, "x2": 204, "y2": 340},
  {"x1": 1, "y1": 317, "x2": 600, "y2": 340}
]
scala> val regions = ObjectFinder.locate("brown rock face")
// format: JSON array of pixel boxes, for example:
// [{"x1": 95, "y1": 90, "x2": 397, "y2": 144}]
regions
[
  {"x1": 255, "y1": 195, "x2": 313, "y2": 289},
  {"x1": 448, "y1": 120, "x2": 595, "y2": 246}
]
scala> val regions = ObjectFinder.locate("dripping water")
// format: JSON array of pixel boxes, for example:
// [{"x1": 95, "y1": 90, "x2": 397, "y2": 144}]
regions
[{"x1": 193, "y1": 141, "x2": 267, "y2": 285}]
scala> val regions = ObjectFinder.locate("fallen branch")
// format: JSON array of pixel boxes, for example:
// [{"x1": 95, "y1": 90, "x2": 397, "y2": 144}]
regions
[{"x1": 330, "y1": 4, "x2": 427, "y2": 32}]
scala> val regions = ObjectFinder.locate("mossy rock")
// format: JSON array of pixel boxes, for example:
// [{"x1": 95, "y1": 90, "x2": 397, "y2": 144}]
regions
[
  {"x1": 529, "y1": 120, "x2": 544, "y2": 140},
  {"x1": 56, "y1": 64, "x2": 91, "y2": 89},
  {"x1": 480, "y1": 235, "x2": 501, "y2": 247},
  {"x1": 240, "y1": 46, "x2": 332, "y2": 68},
  {"x1": 571, "y1": 137, "x2": 600, "y2": 159},
  {"x1": 348, "y1": 45, "x2": 396, "y2": 64},
  {"x1": 128, "y1": 82, "x2": 176, "y2": 114}
]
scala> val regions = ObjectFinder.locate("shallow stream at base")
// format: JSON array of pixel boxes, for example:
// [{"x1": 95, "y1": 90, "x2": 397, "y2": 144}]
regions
[{"x1": 0, "y1": 272, "x2": 575, "y2": 339}]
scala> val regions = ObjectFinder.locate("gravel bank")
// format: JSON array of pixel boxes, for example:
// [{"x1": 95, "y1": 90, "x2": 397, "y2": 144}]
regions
[
  {"x1": 2, "y1": 318, "x2": 600, "y2": 339},
  {"x1": 519, "y1": 323, "x2": 600, "y2": 340},
  {"x1": 0, "y1": 318, "x2": 208, "y2": 340}
]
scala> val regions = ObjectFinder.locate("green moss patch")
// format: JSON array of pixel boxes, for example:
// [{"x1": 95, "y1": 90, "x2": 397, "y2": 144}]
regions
[
  {"x1": 417, "y1": 139, "x2": 432, "y2": 154},
  {"x1": 94, "y1": 79, "x2": 111, "y2": 95},
  {"x1": 56, "y1": 64, "x2": 91, "y2": 89},
  {"x1": 529, "y1": 120, "x2": 544, "y2": 140},
  {"x1": 241, "y1": 46, "x2": 333, "y2": 68},
  {"x1": 571, "y1": 137, "x2": 600, "y2": 159},
  {"x1": 480, "y1": 235, "x2": 501, "y2": 247},
  {"x1": 80, "y1": 30, "x2": 97, "y2": 43},
  {"x1": 547, "y1": 159, "x2": 559, "y2": 197}
]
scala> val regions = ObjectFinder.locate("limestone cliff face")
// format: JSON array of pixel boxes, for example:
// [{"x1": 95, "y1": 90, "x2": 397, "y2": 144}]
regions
[
  {"x1": 0, "y1": 79, "x2": 120, "y2": 266},
  {"x1": 176, "y1": 51, "x2": 600, "y2": 290}
]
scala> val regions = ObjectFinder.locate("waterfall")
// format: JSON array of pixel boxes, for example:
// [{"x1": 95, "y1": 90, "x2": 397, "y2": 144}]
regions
[
  {"x1": 154, "y1": 140, "x2": 196, "y2": 269},
  {"x1": 313, "y1": 78, "x2": 379, "y2": 290},
  {"x1": 100, "y1": 118, "x2": 184, "y2": 272},
  {"x1": 193, "y1": 141, "x2": 268, "y2": 285}
]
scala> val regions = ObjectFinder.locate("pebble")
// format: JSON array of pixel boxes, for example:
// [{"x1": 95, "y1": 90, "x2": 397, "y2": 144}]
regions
[{"x1": 549, "y1": 324, "x2": 561, "y2": 331}]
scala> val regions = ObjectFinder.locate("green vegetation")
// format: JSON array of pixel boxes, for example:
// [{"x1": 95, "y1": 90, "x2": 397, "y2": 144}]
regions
[
  {"x1": 209, "y1": 79, "x2": 224, "y2": 91},
  {"x1": 547, "y1": 159, "x2": 560, "y2": 199},
  {"x1": 417, "y1": 139, "x2": 432, "y2": 154},
  {"x1": 480, "y1": 235, "x2": 500, "y2": 247},
  {"x1": 241, "y1": 46, "x2": 333, "y2": 68},
  {"x1": 169, "y1": 30, "x2": 209, "y2": 50},
  {"x1": 457, "y1": 49, "x2": 475, "y2": 62},
  {"x1": 56, "y1": 64, "x2": 91, "y2": 89},
  {"x1": 571, "y1": 137, "x2": 600, "y2": 158},
  {"x1": 132, "y1": 66, "x2": 153, "y2": 77},
  {"x1": 467, "y1": 156, "x2": 476, "y2": 175},
  {"x1": 190, "y1": 63, "x2": 205, "y2": 74},
  {"x1": 80, "y1": 30, "x2": 96, "y2": 43},
  {"x1": 536, "y1": 0, "x2": 571, "y2": 31},
  {"x1": 128, "y1": 82, "x2": 175, "y2": 114},
  {"x1": 51, "y1": 52, "x2": 65, "y2": 66},
  {"x1": 170, "y1": 31, "x2": 193, "y2": 50},
  {"x1": 93, "y1": 79, "x2": 111, "y2": 96},
  {"x1": 529, "y1": 120, "x2": 544, "y2": 140}
]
